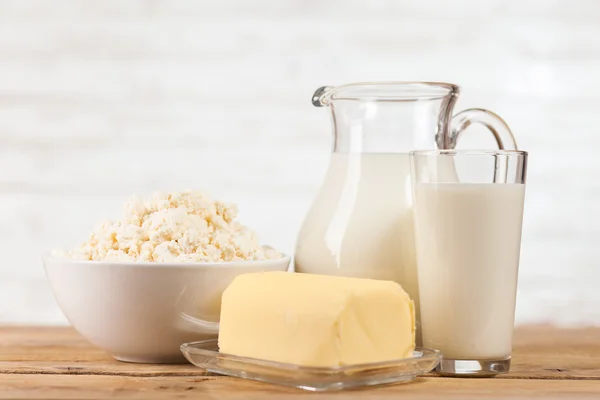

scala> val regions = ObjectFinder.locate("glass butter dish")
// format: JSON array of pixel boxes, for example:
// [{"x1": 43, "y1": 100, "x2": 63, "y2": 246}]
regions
[{"x1": 180, "y1": 340, "x2": 441, "y2": 391}]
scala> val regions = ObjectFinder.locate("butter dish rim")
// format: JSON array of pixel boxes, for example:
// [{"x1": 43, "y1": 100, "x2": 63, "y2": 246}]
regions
[{"x1": 181, "y1": 339, "x2": 440, "y2": 372}]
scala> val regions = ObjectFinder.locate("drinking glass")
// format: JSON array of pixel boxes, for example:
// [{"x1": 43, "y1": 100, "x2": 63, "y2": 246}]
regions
[{"x1": 409, "y1": 149, "x2": 527, "y2": 376}]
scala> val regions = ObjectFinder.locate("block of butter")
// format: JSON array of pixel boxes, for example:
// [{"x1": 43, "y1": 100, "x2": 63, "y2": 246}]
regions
[{"x1": 218, "y1": 271, "x2": 415, "y2": 367}]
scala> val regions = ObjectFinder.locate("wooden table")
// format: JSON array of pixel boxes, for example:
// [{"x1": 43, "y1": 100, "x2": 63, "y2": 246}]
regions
[{"x1": 0, "y1": 326, "x2": 598, "y2": 399}]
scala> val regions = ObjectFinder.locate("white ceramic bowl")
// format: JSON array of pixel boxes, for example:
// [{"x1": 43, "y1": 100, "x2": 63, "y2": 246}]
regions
[{"x1": 43, "y1": 253, "x2": 291, "y2": 364}]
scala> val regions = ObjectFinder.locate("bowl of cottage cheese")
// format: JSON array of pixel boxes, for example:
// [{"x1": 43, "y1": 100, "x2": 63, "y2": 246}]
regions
[{"x1": 43, "y1": 191, "x2": 289, "y2": 364}]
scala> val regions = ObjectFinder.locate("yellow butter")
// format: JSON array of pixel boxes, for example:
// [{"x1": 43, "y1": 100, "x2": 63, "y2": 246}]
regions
[{"x1": 218, "y1": 271, "x2": 415, "y2": 367}]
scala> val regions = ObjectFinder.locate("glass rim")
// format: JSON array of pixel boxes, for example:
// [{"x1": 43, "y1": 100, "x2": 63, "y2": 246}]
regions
[{"x1": 410, "y1": 149, "x2": 528, "y2": 157}]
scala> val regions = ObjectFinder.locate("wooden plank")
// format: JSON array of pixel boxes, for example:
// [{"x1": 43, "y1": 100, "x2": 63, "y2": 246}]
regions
[
  {"x1": 1, "y1": 325, "x2": 599, "y2": 380},
  {"x1": 0, "y1": 326, "x2": 202, "y2": 376},
  {"x1": 0, "y1": 375, "x2": 599, "y2": 400},
  {"x1": 0, "y1": 362, "x2": 205, "y2": 377},
  {"x1": 0, "y1": 325, "x2": 599, "y2": 399},
  {"x1": 0, "y1": 326, "x2": 107, "y2": 362},
  {"x1": 509, "y1": 325, "x2": 600, "y2": 380}
]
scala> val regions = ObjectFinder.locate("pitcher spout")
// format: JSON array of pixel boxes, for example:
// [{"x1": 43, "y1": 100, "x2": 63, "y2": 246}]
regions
[{"x1": 311, "y1": 86, "x2": 335, "y2": 107}]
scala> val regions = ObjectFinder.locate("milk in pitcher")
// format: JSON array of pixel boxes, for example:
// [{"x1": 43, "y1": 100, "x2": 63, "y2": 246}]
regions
[{"x1": 295, "y1": 153, "x2": 420, "y2": 332}]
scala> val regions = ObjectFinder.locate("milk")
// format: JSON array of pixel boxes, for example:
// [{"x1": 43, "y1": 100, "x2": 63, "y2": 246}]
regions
[
  {"x1": 295, "y1": 153, "x2": 421, "y2": 341},
  {"x1": 413, "y1": 183, "x2": 525, "y2": 359}
]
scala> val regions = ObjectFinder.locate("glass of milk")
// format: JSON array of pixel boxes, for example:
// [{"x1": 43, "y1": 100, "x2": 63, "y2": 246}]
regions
[{"x1": 409, "y1": 149, "x2": 527, "y2": 377}]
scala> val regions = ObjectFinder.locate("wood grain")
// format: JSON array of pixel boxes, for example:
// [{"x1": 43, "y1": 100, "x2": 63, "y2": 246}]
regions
[
  {"x1": 1, "y1": 325, "x2": 599, "y2": 399},
  {"x1": 2, "y1": 325, "x2": 598, "y2": 380},
  {"x1": 1, "y1": 375, "x2": 599, "y2": 400},
  {"x1": 508, "y1": 325, "x2": 600, "y2": 380}
]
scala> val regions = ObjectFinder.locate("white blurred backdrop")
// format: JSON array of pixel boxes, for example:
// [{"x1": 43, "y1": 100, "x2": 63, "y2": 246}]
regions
[{"x1": 0, "y1": 0, "x2": 598, "y2": 326}]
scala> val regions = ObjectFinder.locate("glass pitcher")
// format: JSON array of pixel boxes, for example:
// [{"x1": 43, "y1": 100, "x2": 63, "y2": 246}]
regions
[{"x1": 294, "y1": 82, "x2": 517, "y2": 345}]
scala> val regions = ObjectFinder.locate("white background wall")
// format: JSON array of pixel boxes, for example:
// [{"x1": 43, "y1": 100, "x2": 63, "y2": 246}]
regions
[{"x1": 0, "y1": 0, "x2": 598, "y2": 326}]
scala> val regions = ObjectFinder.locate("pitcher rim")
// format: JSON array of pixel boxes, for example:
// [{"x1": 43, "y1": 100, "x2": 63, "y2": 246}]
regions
[
  {"x1": 313, "y1": 81, "x2": 460, "y2": 106},
  {"x1": 410, "y1": 149, "x2": 528, "y2": 157}
]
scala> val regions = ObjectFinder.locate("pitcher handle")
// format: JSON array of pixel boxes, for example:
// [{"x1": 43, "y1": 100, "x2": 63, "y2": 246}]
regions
[{"x1": 444, "y1": 108, "x2": 518, "y2": 150}]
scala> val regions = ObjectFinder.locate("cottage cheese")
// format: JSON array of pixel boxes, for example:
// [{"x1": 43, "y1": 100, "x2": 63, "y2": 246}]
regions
[{"x1": 61, "y1": 191, "x2": 283, "y2": 262}]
